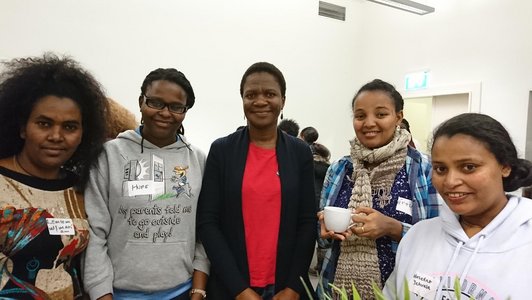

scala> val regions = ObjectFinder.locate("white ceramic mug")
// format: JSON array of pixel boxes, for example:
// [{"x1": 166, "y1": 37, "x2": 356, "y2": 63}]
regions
[{"x1": 323, "y1": 206, "x2": 353, "y2": 233}]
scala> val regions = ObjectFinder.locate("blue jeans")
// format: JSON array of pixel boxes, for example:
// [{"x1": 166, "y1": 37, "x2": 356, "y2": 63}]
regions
[{"x1": 252, "y1": 284, "x2": 275, "y2": 300}]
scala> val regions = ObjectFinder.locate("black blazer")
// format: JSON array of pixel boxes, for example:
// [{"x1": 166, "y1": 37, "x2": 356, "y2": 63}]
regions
[{"x1": 198, "y1": 128, "x2": 317, "y2": 299}]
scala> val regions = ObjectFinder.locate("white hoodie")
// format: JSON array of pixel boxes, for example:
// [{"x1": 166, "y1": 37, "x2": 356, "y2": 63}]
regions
[{"x1": 384, "y1": 196, "x2": 532, "y2": 300}]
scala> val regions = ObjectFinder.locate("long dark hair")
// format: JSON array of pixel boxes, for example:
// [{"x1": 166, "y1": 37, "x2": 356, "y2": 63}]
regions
[{"x1": 432, "y1": 113, "x2": 532, "y2": 192}]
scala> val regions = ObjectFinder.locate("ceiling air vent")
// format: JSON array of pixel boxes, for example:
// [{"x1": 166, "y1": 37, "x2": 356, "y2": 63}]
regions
[{"x1": 319, "y1": 1, "x2": 346, "y2": 21}]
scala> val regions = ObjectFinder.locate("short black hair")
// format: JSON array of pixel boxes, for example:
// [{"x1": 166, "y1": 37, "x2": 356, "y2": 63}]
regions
[
  {"x1": 140, "y1": 68, "x2": 195, "y2": 109},
  {"x1": 140, "y1": 68, "x2": 195, "y2": 135},
  {"x1": 401, "y1": 118, "x2": 411, "y2": 133},
  {"x1": 0, "y1": 53, "x2": 107, "y2": 190},
  {"x1": 352, "y1": 79, "x2": 403, "y2": 112},
  {"x1": 240, "y1": 62, "x2": 286, "y2": 98},
  {"x1": 311, "y1": 142, "x2": 331, "y2": 161},
  {"x1": 300, "y1": 126, "x2": 319, "y2": 144},
  {"x1": 278, "y1": 119, "x2": 299, "y2": 137},
  {"x1": 433, "y1": 113, "x2": 532, "y2": 192}
]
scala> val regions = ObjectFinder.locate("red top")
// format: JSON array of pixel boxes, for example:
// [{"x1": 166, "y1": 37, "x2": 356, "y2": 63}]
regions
[{"x1": 242, "y1": 142, "x2": 281, "y2": 287}]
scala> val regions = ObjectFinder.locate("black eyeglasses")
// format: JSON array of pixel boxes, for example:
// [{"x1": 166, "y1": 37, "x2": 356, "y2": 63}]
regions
[{"x1": 143, "y1": 95, "x2": 188, "y2": 114}]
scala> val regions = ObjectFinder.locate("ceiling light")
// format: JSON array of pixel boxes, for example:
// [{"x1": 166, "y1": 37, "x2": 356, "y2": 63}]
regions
[{"x1": 367, "y1": 0, "x2": 435, "y2": 15}]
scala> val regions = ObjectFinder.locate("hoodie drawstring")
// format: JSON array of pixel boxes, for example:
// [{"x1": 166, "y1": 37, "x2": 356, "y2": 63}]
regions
[
  {"x1": 136, "y1": 125, "x2": 191, "y2": 153},
  {"x1": 459, "y1": 235, "x2": 485, "y2": 283},
  {"x1": 177, "y1": 134, "x2": 192, "y2": 152},
  {"x1": 435, "y1": 241, "x2": 463, "y2": 299},
  {"x1": 434, "y1": 235, "x2": 486, "y2": 299}
]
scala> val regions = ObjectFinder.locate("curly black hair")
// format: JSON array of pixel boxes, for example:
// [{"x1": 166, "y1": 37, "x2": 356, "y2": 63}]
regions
[
  {"x1": 139, "y1": 68, "x2": 195, "y2": 135},
  {"x1": 0, "y1": 53, "x2": 108, "y2": 190}
]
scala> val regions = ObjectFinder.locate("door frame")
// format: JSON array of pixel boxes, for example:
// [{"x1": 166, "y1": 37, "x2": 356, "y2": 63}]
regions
[{"x1": 400, "y1": 82, "x2": 482, "y2": 113}]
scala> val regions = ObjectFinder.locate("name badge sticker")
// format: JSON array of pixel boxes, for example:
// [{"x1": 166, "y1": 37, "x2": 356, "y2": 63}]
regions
[
  {"x1": 396, "y1": 197, "x2": 413, "y2": 216},
  {"x1": 410, "y1": 272, "x2": 438, "y2": 298},
  {"x1": 46, "y1": 218, "x2": 75, "y2": 235},
  {"x1": 127, "y1": 180, "x2": 155, "y2": 196}
]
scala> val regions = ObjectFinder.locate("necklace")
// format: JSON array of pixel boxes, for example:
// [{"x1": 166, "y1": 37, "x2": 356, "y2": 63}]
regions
[
  {"x1": 459, "y1": 217, "x2": 484, "y2": 229},
  {"x1": 12, "y1": 155, "x2": 38, "y2": 177}
]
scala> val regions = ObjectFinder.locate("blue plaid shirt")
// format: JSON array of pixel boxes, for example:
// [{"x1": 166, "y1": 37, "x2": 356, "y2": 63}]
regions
[{"x1": 316, "y1": 147, "x2": 440, "y2": 297}]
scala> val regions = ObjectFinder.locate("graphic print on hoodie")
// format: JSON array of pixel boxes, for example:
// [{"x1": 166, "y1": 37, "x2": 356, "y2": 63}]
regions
[
  {"x1": 120, "y1": 153, "x2": 195, "y2": 242},
  {"x1": 123, "y1": 154, "x2": 193, "y2": 201},
  {"x1": 384, "y1": 196, "x2": 532, "y2": 300}
]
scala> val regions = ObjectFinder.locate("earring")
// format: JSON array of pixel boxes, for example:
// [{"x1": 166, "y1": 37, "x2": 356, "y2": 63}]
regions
[
  {"x1": 26, "y1": 257, "x2": 40, "y2": 280},
  {"x1": 141, "y1": 118, "x2": 144, "y2": 124},
  {"x1": 280, "y1": 110, "x2": 284, "y2": 120}
]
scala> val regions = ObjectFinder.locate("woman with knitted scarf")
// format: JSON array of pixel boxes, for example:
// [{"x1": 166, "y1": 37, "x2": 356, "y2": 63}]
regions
[{"x1": 316, "y1": 79, "x2": 440, "y2": 299}]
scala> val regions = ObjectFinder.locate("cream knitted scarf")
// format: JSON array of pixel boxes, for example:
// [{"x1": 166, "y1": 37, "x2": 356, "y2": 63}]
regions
[{"x1": 333, "y1": 127, "x2": 411, "y2": 299}]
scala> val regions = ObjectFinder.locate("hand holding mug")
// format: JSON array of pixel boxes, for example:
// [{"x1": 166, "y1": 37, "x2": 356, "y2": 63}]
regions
[
  {"x1": 318, "y1": 206, "x2": 354, "y2": 241},
  {"x1": 350, "y1": 206, "x2": 403, "y2": 241}
]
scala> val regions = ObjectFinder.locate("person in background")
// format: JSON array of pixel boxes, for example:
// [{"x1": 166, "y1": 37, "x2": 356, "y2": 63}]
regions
[
  {"x1": 317, "y1": 79, "x2": 439, "y2": 299},
  {"x1": 0, "y1": 53, "x2": 107, "y2": 299},
  {"x1": 400, "y1": 118, "x2": 417, "y2": 149},
  {"x1": 311, "y1": 143, "x2": 331, "y2": 207},
  {"x1": 299, "y1": 126, "x2": 318, "y2": 145},
  {"x1": 309, "y1": 142, "x2": 331, "y2": 276},
  {"x1": 278, "y1": 118, "x2": 300, "y2": 137},
  {"x1": 384, "y1": 113, "x2": 532, "y2": 299},
  {"x1": 105, "y1": 98, "x2": 138, "y2": 140},
  {"x1": 83, "y1": 68, "x2": 209, "y2": 300},
  {"x1": 198, "y1": 62, "x2": 316, "y2": 300}
]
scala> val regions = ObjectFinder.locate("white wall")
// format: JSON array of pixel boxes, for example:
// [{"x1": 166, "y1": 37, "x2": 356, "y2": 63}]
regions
[
  {"x1": 1, "y1": 0, "x2": 531, "y2": 160},
  {"x1": 0, "y1": 0, "x2": 362, "y2": 160},
  {"x1": 356, "y1": 0, "x2": 532, "y2": 157}
]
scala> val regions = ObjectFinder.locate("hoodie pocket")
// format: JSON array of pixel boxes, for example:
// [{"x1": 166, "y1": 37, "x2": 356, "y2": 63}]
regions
[{"x1": 112, "y1": 240, "x2": 193, "y2": 291}]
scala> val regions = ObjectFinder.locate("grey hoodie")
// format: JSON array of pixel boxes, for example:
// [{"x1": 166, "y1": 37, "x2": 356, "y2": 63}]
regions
[{"x1": 83, "y1": 129, "x2": 209, "y2": 299}]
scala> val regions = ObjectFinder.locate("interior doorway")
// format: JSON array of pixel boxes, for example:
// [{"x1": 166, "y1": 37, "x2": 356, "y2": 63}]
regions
[
  {"x1": 403, "y1": 93, "x2": 469, "y2": 153},
  {"x1": 526, "y1": 91, "x2": 532, "y2": 161}
]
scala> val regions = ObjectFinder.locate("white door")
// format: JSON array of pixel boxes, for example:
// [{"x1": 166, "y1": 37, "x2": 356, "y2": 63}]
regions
[{"x1": 404, "y1": 93, "x2": 469, "y2": 153}]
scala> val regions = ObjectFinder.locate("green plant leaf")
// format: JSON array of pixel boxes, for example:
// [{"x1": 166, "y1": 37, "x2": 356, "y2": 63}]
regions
[
  {"x1": 341, "y1": 286, "x2": 349, "y2": 300},
  {"x1": 454, "y1": 277, "x2": 461, "y2": 300},
  {"x1": 351, "y1": 282, "x2": 361, "y2": 300},
  {"x1": 330, "y1": 284, "x2": 348, "y2": 300},
  {"x1": 403, "y1": 278, "x2": 411, "y2": 300},
  {"x1": 371, "y1": 282, "x2": 386, "y2": 300},
  {"x1": 319, "y1": 279, "x2": 333, "y2": 300},
  {"x1": 299, "y1": 276, "x2": 313, "y2": 300}
]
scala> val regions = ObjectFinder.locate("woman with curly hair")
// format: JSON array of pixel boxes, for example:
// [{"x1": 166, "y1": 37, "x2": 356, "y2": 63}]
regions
[{"x1": 0, "y1": 53, "x2": 107, "y2": 299}]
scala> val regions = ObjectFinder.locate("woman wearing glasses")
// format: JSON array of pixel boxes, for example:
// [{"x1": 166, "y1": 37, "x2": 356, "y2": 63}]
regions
[{"x1": 83, "y1": 68, "x2": 209, "y2": 300}]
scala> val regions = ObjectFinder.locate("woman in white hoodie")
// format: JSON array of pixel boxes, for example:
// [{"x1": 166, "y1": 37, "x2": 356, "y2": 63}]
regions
[{"x1": 384, "y1": 113, "x2": 532, "y2": 300}]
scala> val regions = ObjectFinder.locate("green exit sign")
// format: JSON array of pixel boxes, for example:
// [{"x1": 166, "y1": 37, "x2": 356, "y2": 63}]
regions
[{"x1": 405, "y1": 71, "x2": 429, "y2": 91}]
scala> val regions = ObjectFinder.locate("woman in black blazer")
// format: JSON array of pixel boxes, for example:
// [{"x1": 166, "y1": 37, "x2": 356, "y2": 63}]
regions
[{"x1": 198, "y1": 62, "x2": 317, "y2": 300}]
